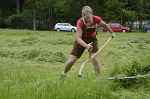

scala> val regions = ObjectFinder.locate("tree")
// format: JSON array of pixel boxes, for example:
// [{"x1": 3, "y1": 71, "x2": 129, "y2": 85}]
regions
[
  {"x1": 124, "y1": 0, "x2": 150, "y2": 31},
  {"x1": 0, "y1": 0, "x2": 149, "y2": 31},
  {"x1": 16, "y1": 0, "x2": 20, "y2": 14},
  {"x1": 22, "y1": 0, "x2": 37, "y2": 30},
  {"x1": 32, "y1": 0, "x2": 36, "y2": 31}
]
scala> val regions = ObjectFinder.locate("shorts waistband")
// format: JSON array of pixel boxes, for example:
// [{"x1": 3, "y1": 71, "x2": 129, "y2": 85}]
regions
[{"x1": 82, "y1": 36, "x2": 96, "y2": 40}]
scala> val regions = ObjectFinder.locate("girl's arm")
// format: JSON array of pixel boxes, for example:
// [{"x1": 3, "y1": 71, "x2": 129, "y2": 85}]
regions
[
  {"x1": 99, "y1": 20, "x2": 115, "y2": 38},
  {"x1": 76, "y1": 26, "x2": 93, "y2": 51}
]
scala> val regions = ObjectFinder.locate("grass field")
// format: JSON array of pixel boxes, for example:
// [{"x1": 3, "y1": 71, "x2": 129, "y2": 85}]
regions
[{"x1": 0, "y1": 29, "x2": 150, "y2": 99}]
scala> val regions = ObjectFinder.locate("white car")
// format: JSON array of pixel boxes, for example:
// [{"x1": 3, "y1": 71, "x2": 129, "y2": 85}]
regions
[{"x1": 54, "y1": 23, "x2": 77, "y2": 32}]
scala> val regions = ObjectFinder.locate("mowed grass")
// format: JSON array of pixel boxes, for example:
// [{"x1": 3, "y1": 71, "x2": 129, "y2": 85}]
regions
[{"x1": 0, "y1": 29, "x2": 150, "y2": 99}]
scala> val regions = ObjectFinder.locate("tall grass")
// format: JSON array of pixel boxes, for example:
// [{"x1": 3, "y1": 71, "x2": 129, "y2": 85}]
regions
[{"x1": 0, "y1": 29, "x2": 150, "y2": 99}]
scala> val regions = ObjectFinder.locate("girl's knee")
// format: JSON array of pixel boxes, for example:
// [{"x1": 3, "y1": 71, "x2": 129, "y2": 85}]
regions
[
  {"x1": 69, "y1": 58, "x2": 77, "y2": 63},
  {"x1": 68, "y1": 55, "x2": 77, "y2": 63},
  {"x1": 92, "y1": 57, "x2": 98, "y2": 62}
]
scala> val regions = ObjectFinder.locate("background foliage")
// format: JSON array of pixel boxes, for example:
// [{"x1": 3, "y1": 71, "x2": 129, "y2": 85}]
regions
[{"x1": 0, "y1": 0, "x2": 150, "y2": 31}]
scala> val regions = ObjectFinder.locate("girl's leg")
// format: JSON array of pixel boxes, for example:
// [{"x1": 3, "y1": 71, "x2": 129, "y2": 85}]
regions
[
  {"x1": 63, "y1": 55, "x2": 78, "y2": 73},
  {"x1": 91, "y1": 53, "x2": 101, "y2": 77}
]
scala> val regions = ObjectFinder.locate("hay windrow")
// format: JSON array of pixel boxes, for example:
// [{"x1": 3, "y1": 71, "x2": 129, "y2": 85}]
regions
[
  {"x1": 0, "y1": 48, "x2": 66, "y2": 63},
  {"x1": 49, "y1": 39, "x2": 74, "y2": 45},
  {"x1": 21, "y1": 36, "x2": 40, "y2": 45}
]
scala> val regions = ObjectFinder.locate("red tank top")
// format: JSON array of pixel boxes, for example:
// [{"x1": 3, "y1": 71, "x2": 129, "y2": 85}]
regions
[{"x1": 77, "y1": 16, "x2": 101, "y2": 38}]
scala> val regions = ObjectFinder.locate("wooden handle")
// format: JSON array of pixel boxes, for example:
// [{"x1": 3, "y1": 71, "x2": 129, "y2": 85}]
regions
[
  {"x1": 78, "y1": 37, "x2": 112, "y2": 77},
  {"x1": 91, "y1": 37, "x2": 112, "y2": 59}
]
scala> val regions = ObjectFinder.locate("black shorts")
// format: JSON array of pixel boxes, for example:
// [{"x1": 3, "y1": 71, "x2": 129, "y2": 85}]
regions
[{"x1": 71, "y1": 37, "x2": 98, "y2": 58}]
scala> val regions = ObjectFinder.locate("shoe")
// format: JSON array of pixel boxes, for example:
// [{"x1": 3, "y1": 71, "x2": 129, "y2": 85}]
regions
[
  {"x1": 95, "y1": 77, "x2": 101, "y2": 81},
  {"x1": 78, "y1": 74, "x2": 82, "y2": 77},
  {"x1": 59, "y1": 72, "x2": 67, "y2": 79}
]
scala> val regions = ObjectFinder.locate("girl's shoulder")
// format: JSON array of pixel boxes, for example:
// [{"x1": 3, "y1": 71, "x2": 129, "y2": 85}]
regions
[
  {"x1": 93, "y1": 15, "x2": 101, "y2": 24},
  {"x1": 77, "y1": 18, "x2": 85, "y2": 29},
  {"x1": 93, "y1": 16, "x2": 101, "y2": 20}
]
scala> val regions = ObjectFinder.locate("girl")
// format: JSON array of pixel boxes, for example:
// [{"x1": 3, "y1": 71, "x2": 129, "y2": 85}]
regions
[{"x1": 62, "y1": 6, "x2": 115, "y2": 77}]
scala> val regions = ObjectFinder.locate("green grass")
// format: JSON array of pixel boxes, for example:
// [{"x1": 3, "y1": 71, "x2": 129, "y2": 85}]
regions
[{"x1": 0, "y1": 29, "x2": 150, "y2": 99}]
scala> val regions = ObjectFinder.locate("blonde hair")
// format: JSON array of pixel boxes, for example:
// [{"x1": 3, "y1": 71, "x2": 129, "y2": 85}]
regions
[{"x1": 82, "y1": 6, "x2": 93, "y2": 17}]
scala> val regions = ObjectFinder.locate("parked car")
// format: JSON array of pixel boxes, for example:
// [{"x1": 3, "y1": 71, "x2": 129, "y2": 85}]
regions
[
  {"x1": 54, "y1": 23, "x2": 77, "y2": 32},
  {"x1": 145, "y1": 24, "x2": 150, "y2": 33},
  {"x1": 105, "y1": 23, "x2": 132, "y2": 32}
]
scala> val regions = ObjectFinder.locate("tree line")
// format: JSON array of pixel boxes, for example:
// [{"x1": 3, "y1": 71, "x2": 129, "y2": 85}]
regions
[{"x1": 0, "y1": 0, "x2": 149, "y2": 31}]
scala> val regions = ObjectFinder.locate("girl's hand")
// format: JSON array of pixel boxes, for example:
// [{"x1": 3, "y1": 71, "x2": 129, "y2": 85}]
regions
[
  {"x1": 86, "y1": 42, "x2": 93, "y2": 51},
  {"x1": 110, "y1": 33, "x2": 115, "y2": 38}
]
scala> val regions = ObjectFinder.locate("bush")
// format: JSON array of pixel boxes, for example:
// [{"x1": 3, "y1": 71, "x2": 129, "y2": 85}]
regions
[
  {"x1": 37, "y1": 24, "x2": 51, "y2": 31},
  {"x1": 4, "y1": 14, "x2": 32, "y2": 29},
  {"x1": 111, "y1": 55, "x2": 150, "y2": 88},
  {"x1": 0, "y1": 17, "x2": 5, "y2": 27}
]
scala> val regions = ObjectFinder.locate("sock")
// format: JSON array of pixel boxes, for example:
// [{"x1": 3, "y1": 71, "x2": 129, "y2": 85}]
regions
[{"x1": 61, "y1": 71, "x2": 67, "y2": 76}]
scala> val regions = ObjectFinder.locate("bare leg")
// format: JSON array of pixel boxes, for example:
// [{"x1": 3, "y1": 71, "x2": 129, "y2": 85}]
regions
[
  {"x1": 64, "y1": 55, "x2": 78, "y2": 73},
  {"x1": 91, "y1": 53, "x2": 101, "y2": 77}
]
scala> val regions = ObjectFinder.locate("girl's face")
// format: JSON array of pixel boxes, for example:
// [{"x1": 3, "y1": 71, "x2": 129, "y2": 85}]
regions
[{"x1": 84, "y1": 13, "x2": 92, "y2": 23}]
